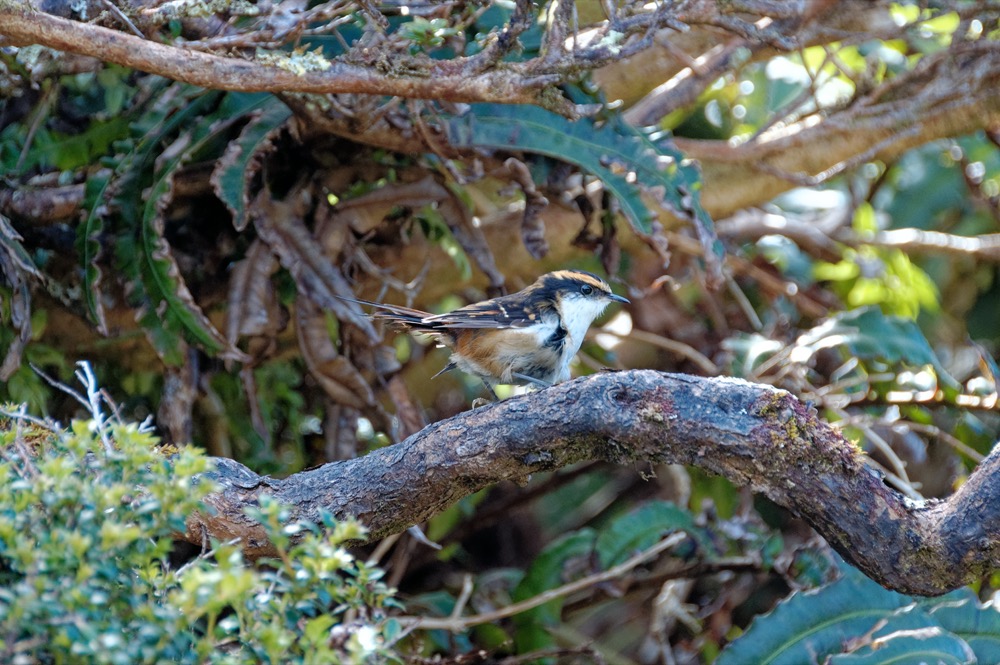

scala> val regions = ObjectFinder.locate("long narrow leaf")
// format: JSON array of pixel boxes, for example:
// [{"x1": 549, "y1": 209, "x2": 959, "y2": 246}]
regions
[
  {"x1": 77, "y1": 172, "x2": 111, "y2": 335},
  {"x1": 445, "y1": 104, "x2": 724, "y2": 282},
  {"x1": 211, "y1": 98, "x2": 291, "y2": 231}
]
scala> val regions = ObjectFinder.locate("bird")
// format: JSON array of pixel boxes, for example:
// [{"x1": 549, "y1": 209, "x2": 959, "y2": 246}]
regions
[{"x1": 344, "y1": 270, "x2": 629, "y2": 398}]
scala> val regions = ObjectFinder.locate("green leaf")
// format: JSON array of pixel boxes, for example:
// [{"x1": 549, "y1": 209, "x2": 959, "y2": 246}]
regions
[
  {"x1": 595, "y1": 500, "x2": 712, "y2": 569},
  {"x1": 111, "y1": 87, "x2": 218, "y2": 364},
  {"x1": 924, "y1": 589, "x2": 1000, "y2": 663},
  {"x1": 852, "y1": 201, "x2": 878, "y2": 234},
  {"x1": 511, "y1": 529, "x2": 595, "y2": 652},
  {"x1": 211, "y1": 97, "x2": 291, "y2": 231},
  {"x1": 793, "y1": 307, "x2": 961, "y2": 392},
  {"x1": 717, "y1": 566, "x2": 913, "y2": 665},
  {"x1": 138, "y1": 95, "x2": 267, "y2": 360},
  {"x1": 111, "y1": 89, "x2": 266, "y2": 363},
  {"x1": 77, "y1": 172, "x2": 111, "y2": 335},
  {"x1": 826, "y1": 614, "x2": 974, "y2": 664},
  {"x1": 718, "y1": 564, "x2": 994, "y2": 665},
  {"x1": 29, "y1": 117, "x2": 130, "y2": 172},
  {"x1": 444, "y1": 104, "x2": 723, "y2": 280}
]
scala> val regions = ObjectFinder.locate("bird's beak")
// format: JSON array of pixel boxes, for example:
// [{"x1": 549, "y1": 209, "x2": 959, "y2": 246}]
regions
[{"x1": 609, "y1": 293, "x2": 630, "y2": 304}]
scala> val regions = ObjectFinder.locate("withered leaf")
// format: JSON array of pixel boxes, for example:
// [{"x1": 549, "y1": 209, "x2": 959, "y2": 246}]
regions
[
  {"x1": 250, "y1": 187, "x2": 379, "y2": 341},
  {"x1": 504, "y1": 157, "x2": 550, "y2": 260},
  {"x1": 0, "y1": 215, "x2": 41, "y2": 380},
  {"x1": 332, "y1": 177, "x2": 444, "y2": 235},
  {"x1": 226, "y1": 239, "x2": 285, "y2": 366},
  {"x1": 295, "y1": 296, "x2": 377, "y2": 412}
]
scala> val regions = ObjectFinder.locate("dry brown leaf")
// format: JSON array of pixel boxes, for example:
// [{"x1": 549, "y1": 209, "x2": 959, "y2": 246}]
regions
[
  {"x1": 386, "y1": 374, "x2": 425, "y2": 439},
  {"x1": 250, "y1": 186, "x2": 379, "y2": 341},
  {"x1": 504, "y1": 157, "x2": 550, "y2": 260},
  {"x1": 333, "y1": 176, "x2": 445, "y2": 235},
  {"x1": 295, "y1": 296, "x2": 377, "y2": 412},
  {"x1": 0, "y1": 215, "x2": 41, "y2": 380},
  {"x1": 225, "y1": 239, "x2": 285, "y2": 366},
  {"x1": 0, "y1": 279, "x2": 31, "y2": 381}
]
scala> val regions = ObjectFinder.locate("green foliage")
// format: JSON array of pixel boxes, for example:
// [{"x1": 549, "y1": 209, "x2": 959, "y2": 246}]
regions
[
  {"x1": 500, "y1": 500, "x2": 796, "y2": 654},
  {"x1": 814, "y1": 204, "x2": 940, "y2": 318},
  {"x1": 105, "y1": 89, "x2": 273, "y2": 364},
  {"x1": 211, "y1": 99, "x2": 292, "y2": 232},
  {"x1": 0, "y1": 410, "x2": 399, "y2": 664},
  {"x1": 73, "y1": 87, "x2": 278, "y2": 364},
  {"x1": 594, "y1": 500, "x2": 713, "y2": 568},
  {"x1": 415, "y1": 204, "x2": 473, "y2": 281},
  {"x1": 726, "y1": 307, "x2": 969, "y2": 404},
  {"x1": 399, "y1": 18, "x2": 461, "y2": 54},
  {"x1": 3, "y1": 2, "x2": 999, "y2": 662},
  {"x1": 444, "y1": 103, "x2": 724, "y2": 275},
  {"x1": 512, "y1": 529, "x2": 595, "y2": 652},
  {"x1": 0, "y1": 64, "x2": 135, "y2": 175},
  {"x1": 717, "y1": 562, "x2": 1000, "y2": 665}
]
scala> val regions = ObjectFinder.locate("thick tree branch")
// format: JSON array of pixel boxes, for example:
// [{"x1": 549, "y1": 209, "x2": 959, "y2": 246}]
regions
[
  {"x1": 0, "y1": 5, "x2": 560, "y2": 108},
  {"x1": 187, "y1": 370, "x2": 1000, "y2": 597},
  {"x1": 684, "y1": 42, "x2": 1000, "y2": 217}
]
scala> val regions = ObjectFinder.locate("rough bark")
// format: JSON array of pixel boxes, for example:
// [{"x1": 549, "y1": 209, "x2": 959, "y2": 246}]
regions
[
  {"x1": 186, "y1": 370, "x2": 1000, "y2": 597},
  {"x1": 4, "y1": 2, "x2": 999, "y2": 234},
  {"x1": 0, "y1": 5, "x2": 559, "y2": 107}
]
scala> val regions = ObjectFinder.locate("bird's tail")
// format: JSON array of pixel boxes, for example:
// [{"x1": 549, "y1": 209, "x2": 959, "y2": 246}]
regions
[{"x1": 334, "y1": 294, "x2": 440, "y2": 333}]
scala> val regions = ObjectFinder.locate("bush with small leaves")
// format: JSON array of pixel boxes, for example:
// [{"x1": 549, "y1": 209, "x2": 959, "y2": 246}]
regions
[{"x1": 0, "y1": 411, "x2": 399, "y2": 664}]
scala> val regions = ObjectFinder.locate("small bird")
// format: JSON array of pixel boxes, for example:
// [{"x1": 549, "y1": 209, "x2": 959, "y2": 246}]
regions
[{"x1": 346, "y1": 270, "x2": 629, "y2": 397}]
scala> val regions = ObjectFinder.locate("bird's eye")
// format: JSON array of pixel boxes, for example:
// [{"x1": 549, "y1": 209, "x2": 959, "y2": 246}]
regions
[{"x1": 580, "y1": 284, "x2": 593, "y2": 295}]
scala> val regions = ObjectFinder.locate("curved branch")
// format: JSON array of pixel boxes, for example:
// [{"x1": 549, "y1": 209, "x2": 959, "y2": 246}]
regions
[
  {"x1": 187, "y1": 370, "x2": 1000, "y2": 597},
  {"x1": 685, "y1": 43, "x2": 1000, "y2": 217},
  {"x1": 0, "y1": 6, "x2": 559, "y2": 108}
]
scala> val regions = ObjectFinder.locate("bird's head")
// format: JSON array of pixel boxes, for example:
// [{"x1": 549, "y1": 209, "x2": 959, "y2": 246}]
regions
[{"x1": 534, "y1": 270, "x2": 629, "y2": 330}]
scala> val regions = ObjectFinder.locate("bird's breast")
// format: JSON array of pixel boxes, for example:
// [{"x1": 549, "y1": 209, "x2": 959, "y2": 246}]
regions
[{"x1": 454, "y1": 320, "x2": 564, "y2": 384}]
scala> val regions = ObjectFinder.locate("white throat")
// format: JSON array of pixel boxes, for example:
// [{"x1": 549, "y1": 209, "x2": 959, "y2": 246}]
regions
[{"x1": 555, "y1": 295, "x2": 610, "y2": 380}]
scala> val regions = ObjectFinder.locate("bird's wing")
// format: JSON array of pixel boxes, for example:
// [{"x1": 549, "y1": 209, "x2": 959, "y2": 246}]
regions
[
  {"x1": 424, "y1": 295, "x2": 547, "y2": 329},
  {"x1": 336, "y1": 294, "x2": 548, "y2": 330}
]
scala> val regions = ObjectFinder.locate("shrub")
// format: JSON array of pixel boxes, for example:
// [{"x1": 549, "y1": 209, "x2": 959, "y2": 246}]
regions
[{"x1": 0, "y1": 404, "x2": 398, "y2": 664}]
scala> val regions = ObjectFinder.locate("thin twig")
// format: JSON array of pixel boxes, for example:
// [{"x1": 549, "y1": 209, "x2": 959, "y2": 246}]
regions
[
  {"x1": 100, "y1": 0, "x2": 144, "y2": 38},
  {"x1": 173, "y1": 537, "x2": 243, "y2": 577},
  {"x1": 30, "y1": 363, "x2": 89, "y2": 412},
  {"x1": 450, "y1": 574, "x2": 474, "y2": 620},
  {"x1": 8, "y1": 404, "x2": 39, "y2": 479},
  {"x1": 15, "y1": 83, "x2": 58, "y2": 173},
  {"x1": 753, "y1": 125, "x2": 922, "y2": 186},
  {"x1": 597, "y1": 328, "x2": 719, "y2": 375},
  {"x1": 903, "y1": 422, "x2": 986, "y2": 464},
  {"x1": 75, "y1": 361, "x2": 114, "y2": 454},
  {"x1": 365, "y1": 532, "x2": 401, "y2": 566},
  {"x1": 0, "y1": 406, "x2": 57, "y2": 432},
  {"x1": 396, "y1": 532, "x2": 686, "y2": 631}
]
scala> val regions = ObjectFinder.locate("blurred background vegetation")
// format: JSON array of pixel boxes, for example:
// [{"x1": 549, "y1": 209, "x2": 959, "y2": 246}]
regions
[{"x1": 1, "y1": 0, "x2": 1000, "y2": 662}]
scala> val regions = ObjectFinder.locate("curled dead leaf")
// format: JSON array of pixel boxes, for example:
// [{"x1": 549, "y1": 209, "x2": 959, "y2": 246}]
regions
[
  {"x1": 295, "y1": 296, "x2": 377, "y2": 412},
  {"x1": 225, "y1": 239, "x2": 286, "y2": 367},
  {"x1": 250, "y1": 186, "x2": 379, "y2": 341}
]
